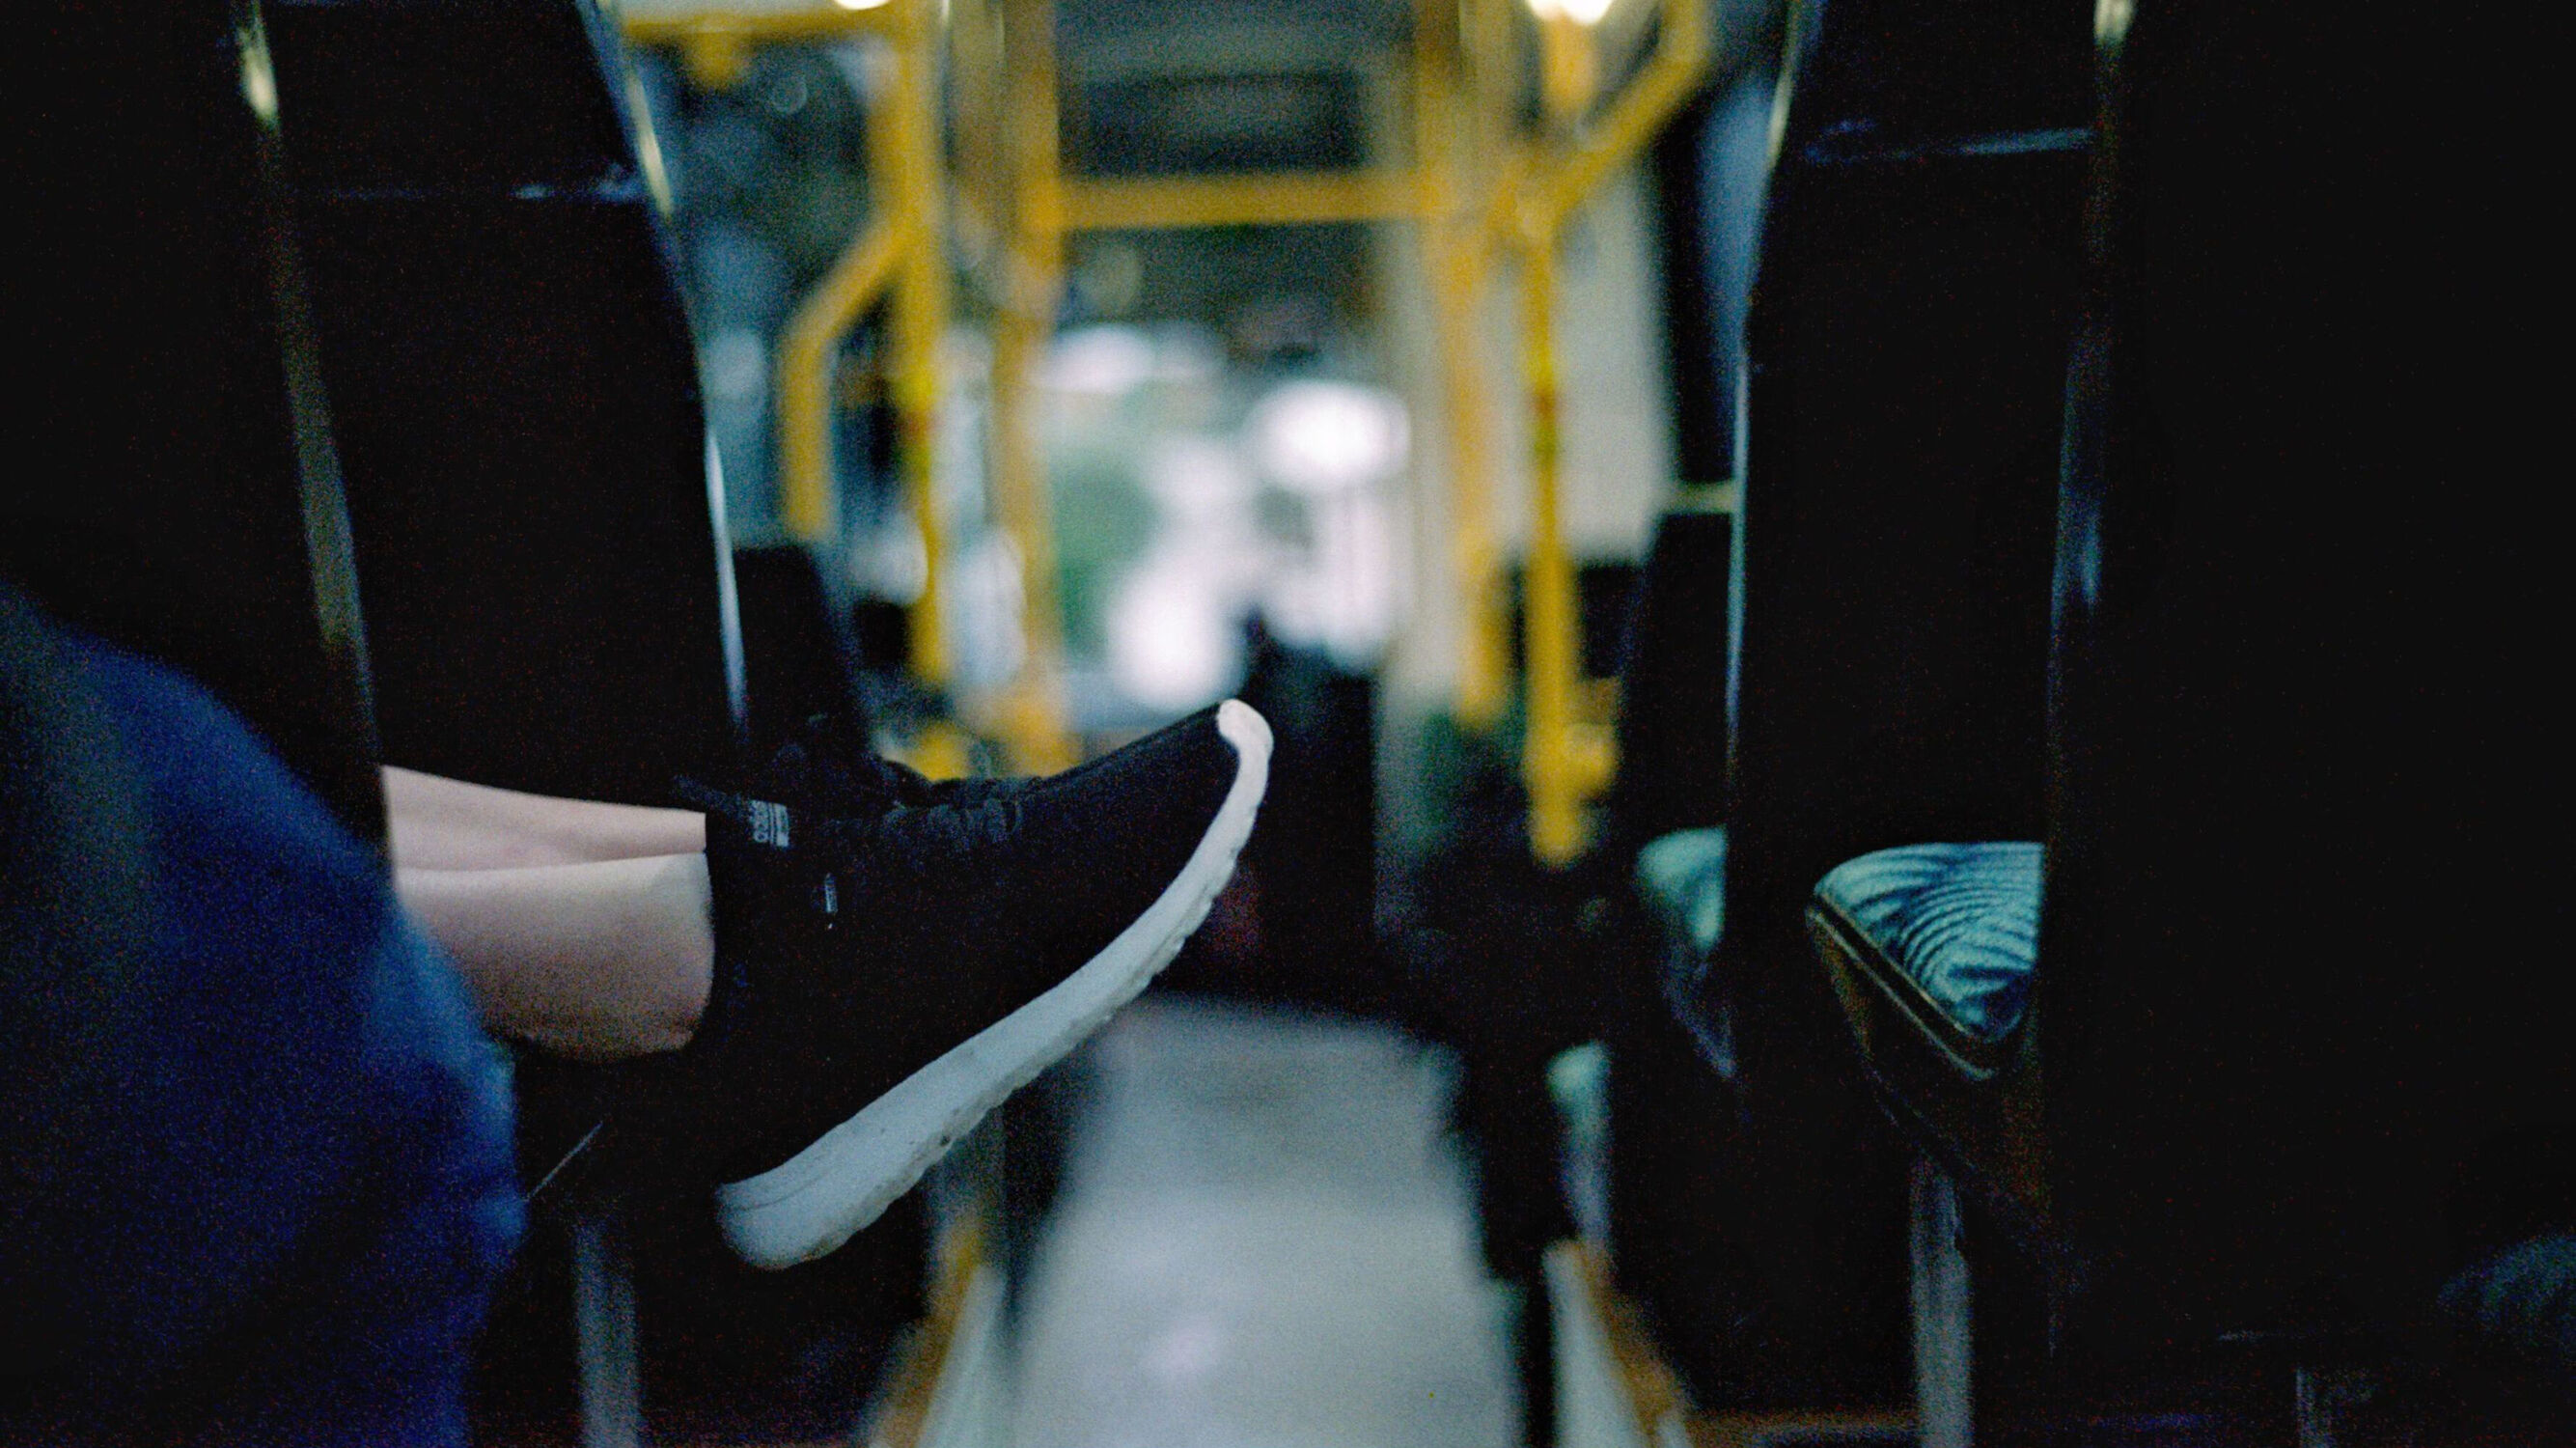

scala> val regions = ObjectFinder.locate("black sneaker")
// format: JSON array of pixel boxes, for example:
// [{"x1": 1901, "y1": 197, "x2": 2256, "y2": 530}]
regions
[
  {"x1": 758, "y1": 711, "x2": 1123, "y2": 818},
  {"x1": 751, "y1": 713, "x2": 1010, "y2": 815},
  {"x1": 675, "y1": 699, "x2": 1270, "y2": 1267}
]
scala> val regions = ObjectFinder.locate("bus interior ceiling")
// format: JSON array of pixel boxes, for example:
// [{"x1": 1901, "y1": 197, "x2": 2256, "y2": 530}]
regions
[{"x1": 5, "y1": 0, "x2": 2566, "y2": 1446}]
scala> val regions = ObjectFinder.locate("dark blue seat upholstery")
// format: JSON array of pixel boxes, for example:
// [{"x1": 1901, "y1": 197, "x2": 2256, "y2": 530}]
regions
[
  {"x1": 2444, "y1": 1235, "x2": 2576, "y2": 1387},
  {"x1": 1638, "y1": 826, "x2": 1731, "y2": 962},
  {"x1": 1806, "y1": 2, "x2": 2574, "y2": 1416},
  {"x1": 1679, "y1": 0, "x2": 2086, "y2": 1406},
  {"x1": 1635, "y1": 826, "x2": 1733, "y2": 1077},
  {"x1": 1810, "y1": 843, "x2": 2040, "y2": 1057}
]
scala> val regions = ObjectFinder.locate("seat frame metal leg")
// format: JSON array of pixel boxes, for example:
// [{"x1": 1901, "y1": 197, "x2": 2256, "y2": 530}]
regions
[
  {"x1": 568, "y1": 1209, "x2": 644, "y2": 1448},
  {"x1": 1910, "y1": 1159, "x2": 1973, "y2": 1448}
]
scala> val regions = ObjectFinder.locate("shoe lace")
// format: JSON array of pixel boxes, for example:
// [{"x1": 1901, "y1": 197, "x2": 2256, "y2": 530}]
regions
[
  {"x1": 860, "y1": 793, "x2": 1022, "y2": 878},
  {"x1": 789, "y1": 713, "x2": 1013, "y2": 812}
]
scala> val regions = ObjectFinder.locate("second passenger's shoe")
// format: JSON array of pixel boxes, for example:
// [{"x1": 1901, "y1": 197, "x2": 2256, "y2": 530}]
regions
[{"x1": 675, "y1": 700, "x2": 1271, "y2": 1267}]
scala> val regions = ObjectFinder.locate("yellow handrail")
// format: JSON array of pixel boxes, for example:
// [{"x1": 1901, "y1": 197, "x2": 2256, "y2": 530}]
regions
[
  {"x1": 774, "y1": 212, "x2": 907, "y2": 543},
  {"x1": 679, "y1": 0, "x2": 1703, "y2": 823},
  {"x1": 1514, "y1": 0, "x2": 1708, "y2": 864},
  {"x1": 985, "y1": 0, "x2": 1079, "y2": 771},
  {"x1": 1418, "y1": 0, "x2": 1511, "y2": 728},
  {"x1": 622, "y1": 3, "x2": 903, "y2": 90},
  {"x1": 626, "y1": 0, "x2": 954, "y2": 689},
  {"x1": 880, "y1": 0, "x2": 953, "y2": 684},
  {"x1": 621, "y1": 5, "x2": 907, "y2": 42},
  {"x1": 1522, "y1": 0, "x2": 1711, "y2": 241},
  {"x1": 1063, "y1": 170, "x2": 1426, "y2": 231},
  {"x1": 956, "y1": 0, "x2": 1710, "y2": 795}
]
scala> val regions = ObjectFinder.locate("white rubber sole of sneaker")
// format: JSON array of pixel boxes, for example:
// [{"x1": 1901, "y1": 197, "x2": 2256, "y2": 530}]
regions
[{"x1": 716, "y1": 699, "x2": 1275, "y2": 1268}]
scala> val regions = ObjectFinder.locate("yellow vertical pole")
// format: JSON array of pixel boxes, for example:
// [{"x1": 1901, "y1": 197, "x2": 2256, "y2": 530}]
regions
[
  {"x1": 1518, "y1": 233, "x2": 1587, "y2": 864},
  {"x1": 1417, "y1": 0, "x2": 1510, "y2": 729},
  {"x1": 885, "y1": 0, "x2": 952, "y2": 686},
  {"x1": 1537, "y1": 12, "x2": 1595, "y2": 125},
  {"x1": 989, "y1": 0, "x2": 1076, "y2": 770},
  {"x1": 1468, "y1": 0, "x2": 1516, "y2": 166},
  {"x1": 771, "y1": 11, "x2": 920, "y2": 554},
  {"x1": 948, "y1": 0, "x2": 1006, "y2": 270},
  {"x1": 1521, "y1": 9, "x2": 1594, "y2": 865},
  {"x1": 1513, "y1": 0, "x2": 1708, "y2": 863},
  {"x1": 1442, "y1": 247, "x2": 1512, "y2": 730},
  {"x1": 775, "y1": 214, "x2": 905, "y2": 547}
]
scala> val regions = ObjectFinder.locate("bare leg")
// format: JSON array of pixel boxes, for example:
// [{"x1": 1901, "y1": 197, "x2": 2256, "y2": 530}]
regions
[
  {"x1": 383, "y1": 766, "x2": 704, "y2": 870},
  {"x1": 383, "y1": 766, "x2": 715, "y2": 1059},
  {"x1": 398, "y1": 855, "x2": 713, "y2": 1061}
]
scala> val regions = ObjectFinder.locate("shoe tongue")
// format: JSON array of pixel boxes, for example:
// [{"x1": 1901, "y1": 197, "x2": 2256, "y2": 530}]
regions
[
  {"x1": 785, "y1": 713, "x2": 944, "y2": 808},
  {"x1": 762, "y1": 737, "x2": 892, "y2": 815}
]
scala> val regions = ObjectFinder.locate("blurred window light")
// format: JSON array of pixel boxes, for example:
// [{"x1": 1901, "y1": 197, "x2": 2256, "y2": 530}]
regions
[
  {"x1": 1141, "y1": 434, "x2": 1255, "y2": 523},
  {"x1": 704, "y1": 327, "x2": 769, "y2": 404},
  {"x1": 1107, "y1": 553, "x2": 1243, "y2": 713},
  {"x1": 1149, "y1": 324, "x2": 1226, "y2": 388},
  {"x1": 1262, "y1": 490, "x2": 1397, "y2": 668},
  {"x1": 1044, "y1": 325, "x2": 1159, "y2": 398},
  {"x1": 1143, "y1": 1312, "x2": 1231, "y2": 1387},
  {"x1": 1071, "y1": 239, "x2": 1145, "y2": 318},
  {"x1": 848, "y1": 512, "x2": 928, "y2": 605},
  {"x1": 1245, "y1": 380, "x2": 1410, "y2": 497},
  {"x1": 946, "y1": 532, "x2": 1027, "y2": 691}
]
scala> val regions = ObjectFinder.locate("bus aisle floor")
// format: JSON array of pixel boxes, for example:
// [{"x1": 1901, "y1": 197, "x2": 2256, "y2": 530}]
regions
[{"x1": 1011, "y1": 996, "x2": 1518, "y2": 1448}]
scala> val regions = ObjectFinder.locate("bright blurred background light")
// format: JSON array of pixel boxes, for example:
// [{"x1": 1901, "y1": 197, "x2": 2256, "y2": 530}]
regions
[
  {"x1": 1142, "y1": 434, "x2": 1256, "y2": 524},
  {"x1": 833, "y1": 0, "x2": 894, "y2": 12},
  {"x1": 1108, "y1": 557, "x2": 1241, "y2": 712},
  {"x1": 1262, "y1": 489, "x2": 1396, "y2": 668},
  {"x1": 1043, "y1": 325, "x2": 1159, "y2": 398},
  {"x1": 1527, "y1": 0, "x2": 1617, "y2": 22},
  {"x1": 1245, "y1": 380, "x2": 1410, "y2": 497}
]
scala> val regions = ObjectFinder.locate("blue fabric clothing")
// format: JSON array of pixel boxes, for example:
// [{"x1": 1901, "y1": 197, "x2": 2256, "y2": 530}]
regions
[{"x1": 1, "y1": 612, "x2": 520, "y2": 1445}]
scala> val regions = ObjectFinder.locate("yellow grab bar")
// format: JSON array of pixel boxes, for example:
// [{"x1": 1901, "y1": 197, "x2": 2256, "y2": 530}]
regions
[{"x1": 1513, "y1": 0, "x2": 1709, "y2": 863}]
